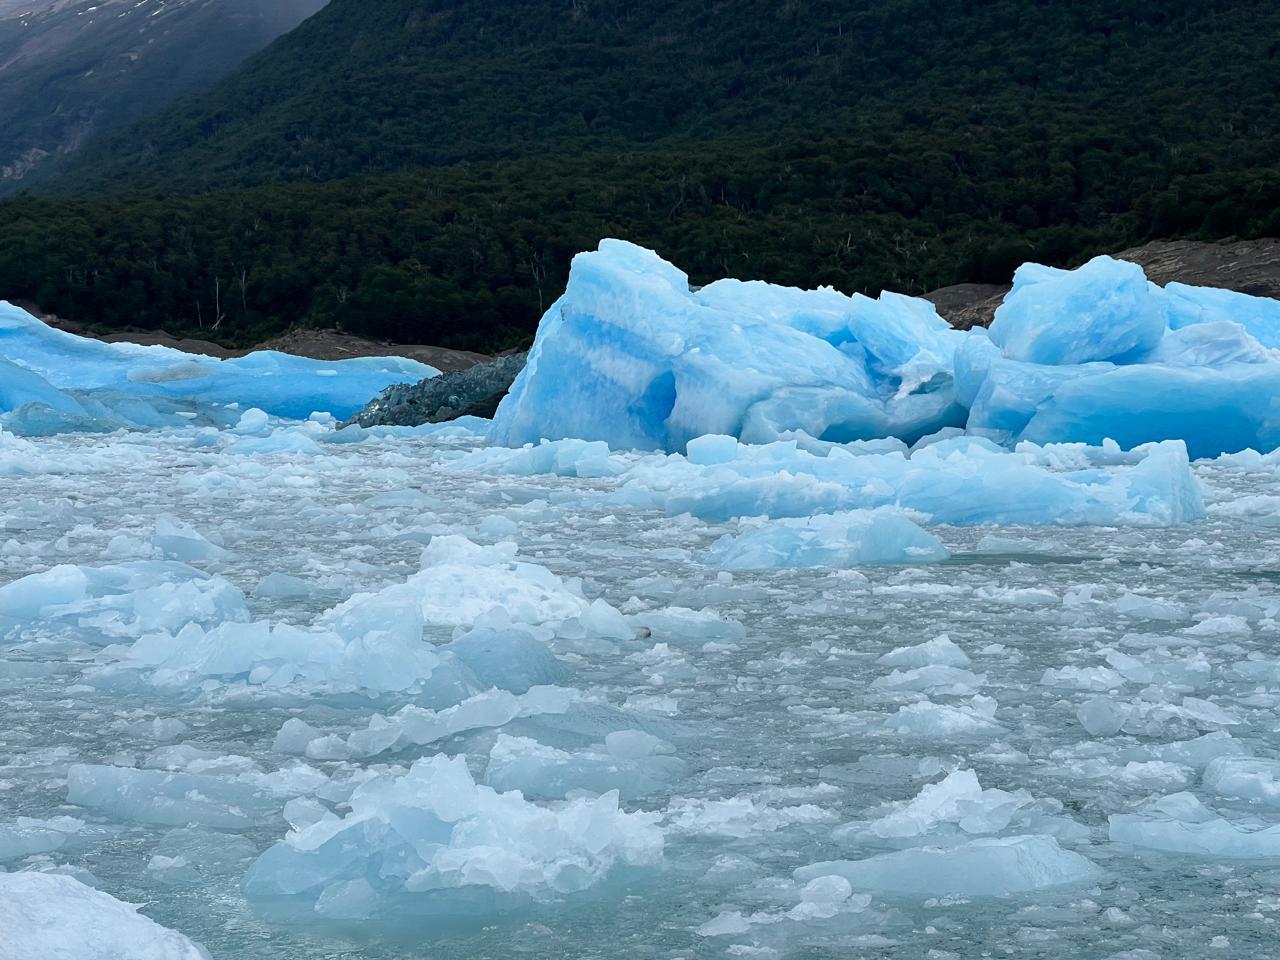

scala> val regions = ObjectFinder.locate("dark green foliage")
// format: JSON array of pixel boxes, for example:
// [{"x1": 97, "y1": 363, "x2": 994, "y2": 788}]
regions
[{"x1": 3, "y1": 0, "x2": 1280, "y2": 350}]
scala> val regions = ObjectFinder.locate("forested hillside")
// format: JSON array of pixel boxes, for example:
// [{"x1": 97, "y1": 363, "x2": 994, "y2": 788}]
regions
[{"x1": 3, "y1": 0, "x2": 1279, "y2": 350}]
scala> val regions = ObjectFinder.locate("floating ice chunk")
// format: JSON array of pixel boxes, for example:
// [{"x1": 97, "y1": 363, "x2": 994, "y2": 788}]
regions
[
  {"x1": 232, "y1": 408, "x2": 270, "y2": 435},
  {"x1": 796, "y1": 835, "x2": 1102, "y2": 896},
  {"x1": 324, "y1": 535, "x2": 613, "y2": 635},
  {"x1": 447, "y1": 439, "x2": 622, "y2": 478},
  {"x1": 686, "y1": 434, "x2": 739, "y2": 465},
  {"x1": 242, "y1": 754, "x2": 662, "y2": 917},
  {"x1": 706, "y1": 509, "x2": 948, "y2": 570},
  {"x1": 630, "y1": 606, "x2": 746, "y2": 644},
  {"x1": 274, "y1": 718, "x2": 323, "y2": 755},
  {"x1": 0, "y1": 815, "x2": 85, "y2": 861},
  {"x1": 1114, "y1": 593, "x2": 1188, "y2": 621},
  {"x1": 0, "y1": 300, "x2": 435, "y2": 425},
  {"x1": 253, "y1": 573, "x2": 315, "y2": 599},
  {"x1": 444, "y1": 623, "x2": 569, "y2": 694},
  {"x1": 0, "y1": 561, "x2": 248, "y2": 642},
  {"x1": 859, "y1": 770, "x2": 1033, "y2": 838},
  {"x1": 0, "y1": 872, "x2": 209, "y2": 959},
  {"x1": 1078, "y1": 697, "x2": 1128, "y2": 737},
  {"x1": 666, "y1": 795, "x2": 834, "y2": 838},
  {"x1": 1109, "y1": 791, "x2": 1280, "y2": 857},
  {"x1": 1203, "y1": 757, "x2": 1280, "y2": 805},
  {"x1": 1120, "y1": 732, "x2": 1247, "y2": 771},
  {"x1": 67, "y1": 764, "x2": 281, "y2": 828},
  {"x1": 1163, "y1": 281, "x2": 1280, "y2": 349},
  {"x1": 1040, "y1": 666, "x2": 1125, "y2": 691},
  {"x1": 870, "y1": 665, "x2": 984, "y2": 696},
  {"x1": 877, "y1": 634, "x2": 971, "y2": 668},
  {"x1": 882, "y1": 697, "x2": 1005, "y2": 739},
  {"x1": 988, "y1": 256, "x2": 1166, "y2": 365},
  {"x1": 490, "y1": 240, "x2": 964, "y2": 452},
  {"x1": 346, "y1": 686, "x2": 581, "y2": 759},
  {"x1": 484, "y1": 733, "x2": 686, "y2": 800},
  {"x1": 628, "y1": 436, "x2": 1204, "y2": 527}
]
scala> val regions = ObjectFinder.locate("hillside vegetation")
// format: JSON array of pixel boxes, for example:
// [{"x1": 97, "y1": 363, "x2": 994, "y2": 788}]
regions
[{"x1": 3, "y1": 0, "x2": 1279, "y2": 349}]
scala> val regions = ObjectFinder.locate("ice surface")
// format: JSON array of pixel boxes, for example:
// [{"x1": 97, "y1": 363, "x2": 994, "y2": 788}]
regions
[
  {"x1": 0, "y1": 300, "x2": 436, "y2": 429},
  {"x1": 0, "y1": 872, "x2": 209, "y2": 959},
  {"x1": 242, "y1": 754, "x2": 663, "y2": 917}
]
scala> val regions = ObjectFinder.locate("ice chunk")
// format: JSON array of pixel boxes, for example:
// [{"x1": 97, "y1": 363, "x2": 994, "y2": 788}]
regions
[
  {"x1": 877, "y1": 634, "x2": 971, "y2": 668},
  {"x1": 67, "y1": 764, "x2": 281, "y2": 828},
  {"x1": 624, "y1": 436, "x2": 1204, "y2": 527},
  {"x1": 796, "y1": 835, "x2": 1102, "y2": 896},
  {"x1": 1163, "y1": 281, "x2": 1280, "y2": 349},
  {"x1": 1077, "y1": 697, "x2": 1128, "y2": 736},
  {"x1": 0, "y1": 561, "x2": 248, "y2": 642},
  {"x1": 490, "y1": 240, "x2": 964, "y2": 452},
  {"x1": 0, "y1": 872, "x2": 208, "y2": 959},
  {"x1": 0, "y1": 300, "x2": 436, "y2": 426},
  {"x1": 1109, "y1": 792, "x2": 1280, "y2": 858},
  {"x1": 0, "y1": 815, "x2": 85, "y2": 861},
  {"x1": 706, "y1": 509, "x2": 949, "y2": 569},
  {"x1": 881, "y1": 697, "x2": 1005, "y2": 739},
  {"x1": 859, "y1": 770, "x2": 1033, "y2": 838},
  {"x1": 444, "y1": 623, "x2": 569, "y2": 693},
  {"x1": 324, "y1": 535, "x2": 615, "y2": 635},
  {"x1": 1203, "y1": 757, "x2": 1280, "y2": 805},
  {"x1": 484, "y1": 733, "x2": 686, "y2": 799},
  {"x1": 988, "y1": 256, "x2": 1166, "y2": 365},
  {"x1": 151, "y1": 515, "x2": 231, "y2": 563},
  {"x1": 273, "y1": 718, "x2": 322, "y2": 755},
  {"x1": 242, "y1": 754, "x2": 662, "y2": 918}
]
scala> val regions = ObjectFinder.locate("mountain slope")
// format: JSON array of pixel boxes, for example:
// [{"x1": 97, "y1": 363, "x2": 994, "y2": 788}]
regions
[
  {"x1": 49, "y1": 0, "x2": 1280, "y2": 195},
  {"x1": 2, "y1": 0, "x2": 1280, "y2": 353},
  {"x1": 0, "y1": 0, "x2": 327, "y2": 189}
]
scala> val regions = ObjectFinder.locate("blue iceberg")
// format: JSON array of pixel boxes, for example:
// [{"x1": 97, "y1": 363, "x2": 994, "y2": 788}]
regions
[
  {"x1": 492, "y1": 242, "x2": 1280, "y2": 460},
  {"x1": 490, "y1": 240, "x2": 966, "y2": 454},
  {"x1": 0, "y1": 302, "x2": 437, "y2": 431}
]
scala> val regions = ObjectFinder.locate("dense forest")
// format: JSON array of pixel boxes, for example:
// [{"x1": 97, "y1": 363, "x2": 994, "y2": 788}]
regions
[{"x1": 2, "y1": 0, "x2": 1279, "y2": 350}]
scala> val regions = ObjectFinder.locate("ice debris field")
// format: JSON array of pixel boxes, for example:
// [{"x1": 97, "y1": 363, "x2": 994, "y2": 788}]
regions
[{"x1": 3, "y1": 240, "x2": 1280, "y2": 958}]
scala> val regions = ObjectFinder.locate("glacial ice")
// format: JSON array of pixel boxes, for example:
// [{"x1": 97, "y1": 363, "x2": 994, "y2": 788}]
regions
[
  {"x1": 491, "y1": 240, "x2": 966, "y2": 453},
  {"x1": 0, "y1": 872, "x2": 209, "y2": 960},
  {"x1": 492, "y1": 242, "x2": 1280, "y2": 459},
  {"x1": 0, "y1": 300, "x2": 436, "y2": 429}
]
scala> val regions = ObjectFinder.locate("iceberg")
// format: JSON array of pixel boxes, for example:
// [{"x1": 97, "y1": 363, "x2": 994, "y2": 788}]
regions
[
  {"x1": 490, "y1": 240, "x2": 966, "y2": 453},
  {"x1": 966, "y1": 257, "x2": 1280, "y2": 458},
  {"x1": 0, "y1": 872, "x2": 209, "y2": 960},
  {"x1": 489, "y1": 242, "x2": 1280, "y2": 460},
  {"x1": 0, "y1": 300, "x2": 436, "y2": 430}
]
